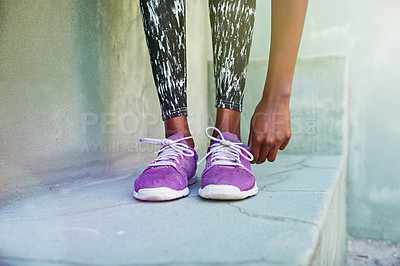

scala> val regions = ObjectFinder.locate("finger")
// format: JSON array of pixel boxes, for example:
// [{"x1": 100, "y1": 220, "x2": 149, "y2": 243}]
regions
[
  {"x1": 279, "y1": 138, "x2": 290, "y2": 150},
  {"x1": 267, "y1": 146, "x2": 279, "y2": 162},
  {"x1": 250, "y1": 138, "x2": 261, "y2": 164},
  {"x1": 248, "y1": 128, "x2": 253, "y2": 147},
  {"x1": 256, "y1": 143, "x2": 270, "y2": 164}
]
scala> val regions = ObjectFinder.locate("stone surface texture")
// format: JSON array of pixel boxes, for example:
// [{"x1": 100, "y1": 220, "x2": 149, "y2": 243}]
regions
[{"x1": 0, "y1": 155, "x2": 345, "y2": 265}]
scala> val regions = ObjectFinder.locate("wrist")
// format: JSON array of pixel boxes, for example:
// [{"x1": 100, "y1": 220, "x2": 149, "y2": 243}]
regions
[{"x1": 261, "y1": 85, "x2": 291, "y2": 106}]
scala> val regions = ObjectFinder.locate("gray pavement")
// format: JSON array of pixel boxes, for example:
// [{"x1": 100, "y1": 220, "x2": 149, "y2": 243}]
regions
[{"x1": 346, "y1": 237, "x2": 400, "y2": 266}]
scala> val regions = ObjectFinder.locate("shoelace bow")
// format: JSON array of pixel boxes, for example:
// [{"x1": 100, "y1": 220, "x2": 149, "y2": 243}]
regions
[
  {"x1": 197, "y1": 126, "x2": 254, "y2": 166},
  {"x1": 140, "y1": 136, "x2": 194, "y2": 167}
]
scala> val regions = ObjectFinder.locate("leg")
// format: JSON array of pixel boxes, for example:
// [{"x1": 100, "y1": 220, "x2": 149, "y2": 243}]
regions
[
  {"x1": 198, "y1": 0, "x2": 258, "y2": 201},
  {"x1": 140, "y1": 0, "x2": 194, "y2": 147},
  {"x1": 209, "y1": 0, "x2": 256, "y2": 140}
]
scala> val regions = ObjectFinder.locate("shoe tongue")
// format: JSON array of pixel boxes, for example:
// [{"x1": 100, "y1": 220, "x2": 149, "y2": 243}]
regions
[
  {"x1": 216, "y1": 131, "x2": 240, "y2": 143},
  {"x1": 167, "y1": 132, "x2": 189, "y2": 145}
]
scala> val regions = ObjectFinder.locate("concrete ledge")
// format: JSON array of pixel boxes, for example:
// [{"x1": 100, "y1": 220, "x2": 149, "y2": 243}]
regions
[{"x1": 0, "y1": 154, "x2": 346, "y2": 265}]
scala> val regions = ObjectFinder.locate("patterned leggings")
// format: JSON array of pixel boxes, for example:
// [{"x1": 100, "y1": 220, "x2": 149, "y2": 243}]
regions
[{"x1": 140, "y1": 0, "x2": 256, "y2": 121}]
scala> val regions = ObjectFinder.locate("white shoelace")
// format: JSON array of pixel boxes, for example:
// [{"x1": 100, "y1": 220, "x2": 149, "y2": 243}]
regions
[
  {"x1": 197, "y1": 126, "x2": 254, "y2": 167},
  {"x1": 140, "y1": 136, "x2": 194, "y2": 168}
]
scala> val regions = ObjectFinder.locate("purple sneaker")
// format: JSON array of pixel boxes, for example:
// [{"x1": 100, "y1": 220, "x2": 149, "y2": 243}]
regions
[
  {"x1": 133, "y1": 132, "x2": 197, "y2": 201},
  {"x1": 198, "y1": 126, "x2": 258, "y2": 200}
]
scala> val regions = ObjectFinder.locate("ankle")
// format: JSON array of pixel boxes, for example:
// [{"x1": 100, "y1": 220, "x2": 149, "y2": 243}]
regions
[
  {"x1": 165, "y1": 131, "x2": 195, "y2": 149},
  {"x1": 164, "y1": 116, "x2": 195, "y2": 148},
  {"x1": 214, "y1": 108, "x2": 241, "y2": 140}
]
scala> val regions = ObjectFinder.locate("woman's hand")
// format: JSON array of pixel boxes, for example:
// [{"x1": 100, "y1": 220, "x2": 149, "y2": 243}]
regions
[
  {"x1": 247, "y1": 0, "x2": 307, "y2": 164},
  {"x1": 248, "y1": 97, "x2": 291, "y2": 163}
]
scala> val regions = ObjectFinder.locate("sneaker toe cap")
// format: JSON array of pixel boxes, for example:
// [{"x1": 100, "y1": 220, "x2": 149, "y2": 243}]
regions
[
  {"x1": 201, "y1": 166, "x2": 255, "y2": 191},
  {"x1": 134, "y1": 167, "x2": 187, "y2": 192}
]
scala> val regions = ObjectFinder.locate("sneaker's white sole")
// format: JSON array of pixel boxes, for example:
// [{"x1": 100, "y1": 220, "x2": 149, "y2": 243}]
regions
[
  {"x1": 198, "y1": 183, "x2": 258, "y2": 200},
  {"x1": 133, "y1": 174, "x2": 197, "y2": 201}
]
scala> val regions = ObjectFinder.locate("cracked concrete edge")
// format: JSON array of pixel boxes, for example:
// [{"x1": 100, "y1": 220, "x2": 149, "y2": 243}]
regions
[
  {"x1": 311, "y1": 158, "x2": 347, "y2": 266},
  {"x1": 227, "y1": 202, "x2": 318, "y2": 227}
]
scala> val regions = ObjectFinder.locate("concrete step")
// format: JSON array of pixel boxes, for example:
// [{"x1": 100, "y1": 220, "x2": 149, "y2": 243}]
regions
[{"x1": 0, "y1": 154, "x2": 346, "y2": 265}]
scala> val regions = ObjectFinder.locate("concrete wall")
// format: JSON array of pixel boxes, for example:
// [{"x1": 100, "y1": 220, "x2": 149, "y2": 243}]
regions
[
  {"x1": 0, "y1": 0, "x2": 209, "y2": 200},
  {"x1": 208, "y1": 56, "x2": 349, "y2": 156},
  {"x1": 250, "y1": 1, "x2": 400, "y2": 241}
]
